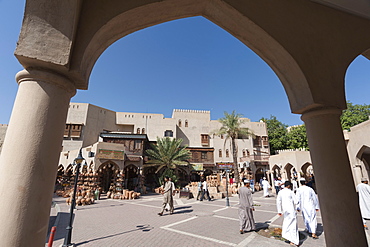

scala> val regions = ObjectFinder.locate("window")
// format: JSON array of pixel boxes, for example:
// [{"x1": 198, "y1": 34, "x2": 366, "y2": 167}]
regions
[
  {"x1": 134, "y1": 140, "x2": 142, "y2": 149},
  {"x1": 219, "y1": 149, "x2": 222, "y2": 157},
  {"x1": 253, "y1": 136, "x2": 261, "y2": 147},
  {"x1": 201, "y1": 134, "x2": 209, "y2": 145},
  {"x1": 221, "y1": 135, "x2": 224, "y2": 139},
  {"x1": 64, "y1": 124, "x2": 71, "y2": 138},
  {"x1": 262, "y1": 136, "x2": 269, "y2": 146},
  {"x1": 137, "y1": 128, "x2": 141, "y2": 134},
  {"x1": 64, "y1": 124, "x2": 83, "y2": 138},
  {"x1": 201, "y1": 152, "x2": 207, "y2": 159},
  {"x1": 226, "y1": 149, "x2": 230, "y2": 158},
  {"x1": 247, "y1": 149, "x2": 250, "y2": 156},
  {"x1": 142, "y1": 128, "x2": 145, "y2": 134},
  {"x1": 164, "y1": 130, "x2": 173, "y2": 137},
  {"x1": 242, "y1": 149, "x2": 246, "y2": 157},
  {"x1": 185, "y1": 120, "x2": 188, "y2": 127},
  {"x1": 178, "y1": 120, "x2": 182, "y2": 127}
]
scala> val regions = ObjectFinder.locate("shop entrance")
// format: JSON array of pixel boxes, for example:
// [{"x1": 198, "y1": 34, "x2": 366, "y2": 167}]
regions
[
  {"x1": 98, "y1": 162, "x2": 119, "y2": 193},
  {"x1": 124, "y1": 164, "x2": 138, "y2": 191}
]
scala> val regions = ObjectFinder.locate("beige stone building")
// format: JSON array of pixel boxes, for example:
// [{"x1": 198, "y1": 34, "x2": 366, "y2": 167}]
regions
[
  {"x1": 269, "y1": 119, "x2": 370, "y2": 191},
  {"x1": 58, "y1": 103, "x2": 269, "y2": 189}
]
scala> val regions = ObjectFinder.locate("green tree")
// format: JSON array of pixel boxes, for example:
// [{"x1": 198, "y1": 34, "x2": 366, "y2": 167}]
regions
[
  {"x1": 286, "y1": 125, "x2": 309, "y2": 150},
  {"x1": 212, "y1": 111, "x2": 254, "y2": 184},
  {"x1": 145, "y1": 137, "x2": 191, "y2": 184},
  {"x1": 260, "y1": 116, "x2": 288, "y2": 154},
  {"x1": 341, "y1": 101, "x2": 370, "y2": 130}
]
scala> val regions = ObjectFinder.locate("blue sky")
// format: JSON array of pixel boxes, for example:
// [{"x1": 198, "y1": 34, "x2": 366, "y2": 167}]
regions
[{"x1": 1, "y1": 1, "x2": 370, "y2": 126}]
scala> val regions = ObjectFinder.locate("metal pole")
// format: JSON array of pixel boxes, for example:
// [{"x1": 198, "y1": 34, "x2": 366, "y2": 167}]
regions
[
  {"x1": 225, "y1": 169, "x2": 230, "y2": 207},
  {"x1": 62, "y1": 162, "x2": 81, "y2": 247}
]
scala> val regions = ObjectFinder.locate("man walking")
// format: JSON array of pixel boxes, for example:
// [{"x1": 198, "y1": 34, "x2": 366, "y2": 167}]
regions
[
  {"x1": 158, "y1": 176, "x2": 174, "y2": 216},
  {"x1": 200, "y1": 179, "x2": 211, "y2": 201},
  {"x1": 356, "y1": 177, "x2": 370, "y2": 229},
  {"x1": 238, "y1": 179, "x2": 255, "y2": 234},
  {"x1": 277, "y1": 181, "x2": 299, "y2": 246},
  {"x1": 196, "y1": 180, "x2": 202, "y2": 200},
  {"x1": 275, "y1": 177, "x2": 282, "y2": 194},
  {"x1": 262, "y1": 177, "x2": 270, "y2": 197},
  {"x1": 296, "y1": 178, "x2": 319, "y2": 239}
]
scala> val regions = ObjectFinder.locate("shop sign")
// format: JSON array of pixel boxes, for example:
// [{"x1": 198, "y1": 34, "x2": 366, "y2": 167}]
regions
[
  {"x1": 192, "y1": 163, "x2": 203, "y2": 171},
  {"x1": 217, "y1": 162, "x2": 234, "y2": 169},
  {"x1": 97, "y1": 149, "x2": 124, "y2": 160}
]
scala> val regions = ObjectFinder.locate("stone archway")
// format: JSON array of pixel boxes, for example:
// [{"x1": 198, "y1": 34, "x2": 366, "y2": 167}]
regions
[
  {"x1": 124, "y1": 164, "x2": 139, "y2": 191},
  {"x1": 97, "y1": 161, "x2": 119, "y2": 193},
  {"x1": 283, "y1": 163, "x2": 295, "y2": 181},
  {"x1": 1, "y1": 1, "x2": 370, "y2": 246},
  {"x1": 356, "y1": 145, "x2": 370, "y2": 180},
  {"x1": 271, "y1": 164, "x2": 281, "y2": 179},
  {"x1": 301, "y1": 162, "x2": 314, "y2": 181}
]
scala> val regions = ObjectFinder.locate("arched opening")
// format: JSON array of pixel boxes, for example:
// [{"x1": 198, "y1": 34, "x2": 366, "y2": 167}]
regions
[
  {"x1": 255, "y1": 167, "x2": 265, "y2": 185},
  {"x1": 356, "y1": 145, "x2": 370, "y2": 180},
  {"x1": 204, "y1": 169, "x2": 213, "y2": 177},
  {"x1": 143, "y1": 166, "x2": 159, "y2": 192},
  {"x1": 124, "y1": 164, "x2": 139, "y2": 191},
  {"x1": 97, "y1": 161, "x2": 119, "y2": 193},
  {"x1": 5, "y1": 2, "x2": 370, "y2": 246},
  {"x1": 301, "y1": 162, "x2": 314, "y2": 181},
  {"x1": 271, "y1": 164, "x2": 281, "y2": 179},
  {"x1": 284, "y1": 163, "x2": 295, "y2": 181},
  {"x1": 190, "y1": 171, "x2": 201, "y2": 182},
  {"x1": 177, "y1": 167, "x2": 188, "y2": 187}
]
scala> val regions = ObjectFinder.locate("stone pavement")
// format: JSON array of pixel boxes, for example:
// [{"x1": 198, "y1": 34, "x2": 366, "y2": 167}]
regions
[{"x1": 46, "y1": 190, "x2": 369, "y2": 247}]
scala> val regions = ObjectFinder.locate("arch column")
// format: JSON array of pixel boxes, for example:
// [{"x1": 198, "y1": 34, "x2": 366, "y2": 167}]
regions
[
  {"x1": 301, "y1": 107, "x2": 367, "y2": 247},
  {"x1": 0, "y1": 69, "x2": 76, "y2": 247}
]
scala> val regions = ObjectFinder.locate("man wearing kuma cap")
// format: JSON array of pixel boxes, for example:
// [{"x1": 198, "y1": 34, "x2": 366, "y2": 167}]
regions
[
  {"x1": 238, "y1": 179, "x2": 255, "y2": 234},
  {"x1": 296, "y1": 178, "x2": 320, "y2": 239},
  {"x1": 357, "y1": 177, "x2": 370, "y2": 229}
]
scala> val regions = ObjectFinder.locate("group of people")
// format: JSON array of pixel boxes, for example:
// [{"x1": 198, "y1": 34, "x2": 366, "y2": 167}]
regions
[
  {"x1": 158, "y1": 177, "x2": 213, "y2": 216},
  {"x1": 238, "y1": 178, "x2": 320, "y2": 246},
  {"x1": 196, "y1": 179, "x2": 212, "y2": 201},
  {"x1": 157, "y1": 174, "x2": 370, "y2": 246}
]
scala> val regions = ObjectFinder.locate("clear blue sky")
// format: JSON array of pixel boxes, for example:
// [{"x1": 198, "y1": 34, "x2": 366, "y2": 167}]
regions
[{"x1": 1, "y1": 1, "x2": 370, "y2": 126}]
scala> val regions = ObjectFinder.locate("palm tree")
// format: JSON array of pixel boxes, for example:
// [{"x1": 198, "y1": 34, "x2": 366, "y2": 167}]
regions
[
  {"x1": 212, "y1": 111, "x2": 254, "y2": 185},
  {"x1": 145, "y1": 137, "x2": 191, "y2": 183}
]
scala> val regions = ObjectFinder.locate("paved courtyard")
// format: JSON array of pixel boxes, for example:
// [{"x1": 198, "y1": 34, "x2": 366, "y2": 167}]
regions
[{"x1": 47, "y1": 190, "x2": 367, "y2": 247}]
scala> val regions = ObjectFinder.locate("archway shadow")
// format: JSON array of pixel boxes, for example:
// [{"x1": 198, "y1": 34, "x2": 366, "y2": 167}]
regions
[
  {"x1": 255, "y1": 222, "x2": 269, "y2": 231},
  {"x1": 75, "y1": 224, "x2": 154, "y2": 246}
]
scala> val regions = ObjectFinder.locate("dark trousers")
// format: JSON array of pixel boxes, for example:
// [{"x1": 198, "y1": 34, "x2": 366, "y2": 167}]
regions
[
  {"x1": 200, "y1": 189, "x2": 211, "y2": 201},
  {"x1": 275, "y1": 186, "x2": 280, "y2": 194},
  {"x1": 196, "y1": 190, "x2": 202, "y2": 200}
]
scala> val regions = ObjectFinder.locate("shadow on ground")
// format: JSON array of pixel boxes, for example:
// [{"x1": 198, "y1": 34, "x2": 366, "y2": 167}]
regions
[
  {"x1": 46, "y1": 212, "x2": 73, "y2": 243},
  {"x1": 74, "y1": 224, "x2": 154, "y2": 246}
]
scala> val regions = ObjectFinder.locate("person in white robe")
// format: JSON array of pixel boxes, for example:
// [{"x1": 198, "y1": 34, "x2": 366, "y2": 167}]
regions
[
  {"x1": 277, "y1": 181, "x2": 299, "y2": 246},
  {"x1": 292, "y1": 179, "x2": 298, "y2": 193},
  {"x1": 238, "y1": 179, "x2": 255, "y2": 234},
  {"x1": 296, "y1": 178, "x2": 319, "y2": 239},
  {"x1": 356, "y1": 177, "x2": 370, "y2": 229},
  {"x1": 261, "y1": 177, "x2": 270, "y2": 197}
]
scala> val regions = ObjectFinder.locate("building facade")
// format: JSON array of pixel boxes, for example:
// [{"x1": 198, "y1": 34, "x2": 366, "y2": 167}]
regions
[{"x1": 57, "y1": 103, "x2": 270, "y2": 189}]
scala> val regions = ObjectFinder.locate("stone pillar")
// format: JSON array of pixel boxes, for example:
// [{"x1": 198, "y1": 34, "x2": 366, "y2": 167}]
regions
[
  {"x1": 301, "y1": 107, "x2": 367, "y2": 247},
  {"x1": 269, "y1": 170, "x2": 276, "y2": 194},
  {"x1": 0, "y1": 69, "x2": 76, "y2": 247}
]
